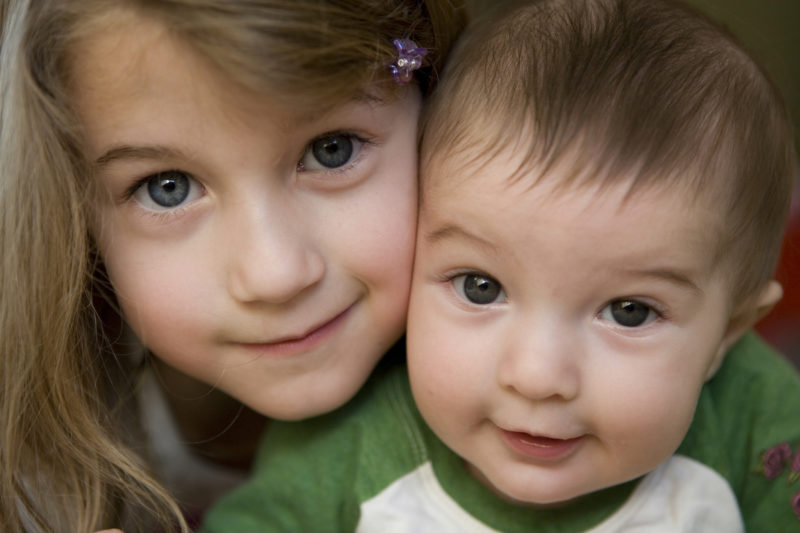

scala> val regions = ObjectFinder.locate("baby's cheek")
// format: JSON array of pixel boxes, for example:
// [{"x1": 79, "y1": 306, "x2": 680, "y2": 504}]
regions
[
  {"x1": 410, "y1": 327, "x2": 473, "y2": 414},
  {"x1": 604, "y1": 383, "x2": 699, "y2": 466}
]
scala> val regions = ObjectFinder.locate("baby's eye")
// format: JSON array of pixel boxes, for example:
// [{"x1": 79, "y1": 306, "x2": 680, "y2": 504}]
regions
[
  {"x1": 452, "y1": 273, "x2": 507, "y2": 305},
  {"x1": 299, "y1": 133, "x2": 363, "y2": 171},
  {"x1": 132, "y1": 170, "x2": 203, "y2": 210},
  {"x1": 599, "y1": 299, "x2": 658, "y2": 327}
]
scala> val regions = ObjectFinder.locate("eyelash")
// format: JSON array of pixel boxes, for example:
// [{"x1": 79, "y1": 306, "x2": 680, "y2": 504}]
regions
[
  {"x1": 121, "y1": 170, "x2": 202, "y2": 221},
  {"x1": 138, "y1": 205, "x2": 188, "y2": 223},
  {"x1": 596, "y1": 297, "x2": 671, "y2": 329},
  {"x1": 438, "y1": 269, "x2": 485, "y2": 285},
  {"x1": 121, "y1": 175, "x2": 160, "y2": 202},
  {"x1": 439, "y1": 269, "x2": 507, "y2": 306},
  {"x1": 296, "y1": 131, "x2": 375, "y2": 175}
]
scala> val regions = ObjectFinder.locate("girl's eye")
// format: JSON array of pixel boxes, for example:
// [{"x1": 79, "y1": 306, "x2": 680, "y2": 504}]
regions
[
  {"x1": 299, "y1": 133, "x2": 363, "y2": 171},
  {"x1": 600, "y1": 299, "x2": 658, "y2": 327},
  {"x1": 132, "y1": 170, "x2": 203, "y2": 210},
  {"x1": 452, "y1": 273, "x2": 507, "y2": 305}
]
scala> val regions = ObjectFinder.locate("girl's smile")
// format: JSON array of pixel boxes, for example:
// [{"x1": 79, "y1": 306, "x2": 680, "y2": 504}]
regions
[{"x1": 232, "y1": 302, "x2": 356, "y2": 357}]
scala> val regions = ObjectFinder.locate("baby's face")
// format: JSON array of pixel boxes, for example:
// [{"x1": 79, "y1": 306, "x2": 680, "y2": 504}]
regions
[
  {"x1": 408, "y1": 151, "x2": 737, "y2": 504},
  {"x1": 72, "y1": 10, "x2": 419, "y2": 419}
]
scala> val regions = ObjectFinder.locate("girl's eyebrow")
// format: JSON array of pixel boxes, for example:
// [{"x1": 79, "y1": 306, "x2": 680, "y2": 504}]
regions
[
  {"x1": 95, "y1": 92, "x2": 387, "y2": 167},
  {"x1": 95, "y1": 145, "x2": 187, "y2": 167},
  {"x1": 295, "y1": 93, "x2": 386, "y2": 124}
]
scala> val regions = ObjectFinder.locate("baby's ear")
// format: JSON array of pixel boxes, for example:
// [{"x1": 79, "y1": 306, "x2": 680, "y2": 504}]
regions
[{"x1": 705, "y1": 280, "x2": 783, "y2": 380}]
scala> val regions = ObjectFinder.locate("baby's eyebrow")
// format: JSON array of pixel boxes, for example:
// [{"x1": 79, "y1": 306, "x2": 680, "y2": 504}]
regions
[
  {"x1": 426, "y1": 224, "x2": 705, "y2": 294},
  {"x1": 425, "y1": 223, "x2": 500, "y2": 255},
  {"x1": 95, "y1": 145, "x2": 188, "y2": 167},
  {"x1": 619, "y1": 267, "x2": 703, "y2": 294}
]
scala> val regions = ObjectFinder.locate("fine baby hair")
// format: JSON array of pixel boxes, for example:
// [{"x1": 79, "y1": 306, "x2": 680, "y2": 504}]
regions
[{"x1": 0, "y1": 1, "x2": 463, "y2": 532}]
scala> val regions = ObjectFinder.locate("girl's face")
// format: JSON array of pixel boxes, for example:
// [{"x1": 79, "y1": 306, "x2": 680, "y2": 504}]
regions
[{"x1": 73, "y1": 12, "x2": 419, "y2": 419}]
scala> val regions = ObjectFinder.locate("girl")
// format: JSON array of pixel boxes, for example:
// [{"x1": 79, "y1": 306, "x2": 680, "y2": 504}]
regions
[{"x1": 0, "y1": 1, "x2": 464, "y2": 531}]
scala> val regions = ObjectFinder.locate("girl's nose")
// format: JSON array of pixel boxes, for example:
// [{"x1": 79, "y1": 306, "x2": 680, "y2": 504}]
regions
[
  {"x1": 225, "y1": 200, "x2": 325, "y2": 305},
  {"x1": 496, "y1": 318, "x2": 581, "y2": 402}
]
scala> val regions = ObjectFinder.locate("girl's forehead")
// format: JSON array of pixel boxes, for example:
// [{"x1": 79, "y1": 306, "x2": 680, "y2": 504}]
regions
[
  {"x1": 67, "y1": 4, "x2": 399, "y2": 119},
  {"x1": 68, "y1": 11, "x2": 390, "y2": 135}
]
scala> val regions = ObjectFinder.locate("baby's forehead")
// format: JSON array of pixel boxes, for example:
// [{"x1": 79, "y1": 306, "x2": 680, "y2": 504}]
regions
[
  {"x1": 422, "y1": 134, "x2": 718, "y2": 208},
  {"x1": 420, "y1": 150, "x2": 729, "y2": 284},
  {"x1": 424, "y1": 139, "x2": 728, "y2": 243}
]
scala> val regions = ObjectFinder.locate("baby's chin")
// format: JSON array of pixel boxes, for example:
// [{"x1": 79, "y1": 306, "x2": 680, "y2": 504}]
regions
[{"x1": 465, "y1": 458, "x2": 629, "y2": 508}]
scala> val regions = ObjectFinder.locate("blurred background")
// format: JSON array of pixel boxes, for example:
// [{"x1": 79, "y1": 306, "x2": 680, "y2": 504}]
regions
[
  {"x1": 464, "y1": 0, "x2": 800, "y2": 368},
  {"x1": 684, "y1": 1, "x2": 800, "y2": 370}
]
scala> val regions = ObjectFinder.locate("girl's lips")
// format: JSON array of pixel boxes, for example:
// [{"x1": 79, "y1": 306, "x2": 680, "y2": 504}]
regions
[
  {"x1": 500, "y1": 429, "x2": 584, "y2": 462},
  {"x1": 238, "y1": 304, "x2": 354, "y2": 357}
]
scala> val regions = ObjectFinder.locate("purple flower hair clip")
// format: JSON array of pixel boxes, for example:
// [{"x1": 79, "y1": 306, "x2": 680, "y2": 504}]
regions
[{"x1": 388, "y1": 38, "x2": 427, "y2": 84}]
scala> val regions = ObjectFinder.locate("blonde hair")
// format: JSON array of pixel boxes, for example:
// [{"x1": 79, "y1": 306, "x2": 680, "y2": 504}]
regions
[
  {"x1": 422, "y1": 0, "x2": 797, "y2": 307},
  {"x1": 0, "y1": 1, "x2": 465, "y2": 531}
]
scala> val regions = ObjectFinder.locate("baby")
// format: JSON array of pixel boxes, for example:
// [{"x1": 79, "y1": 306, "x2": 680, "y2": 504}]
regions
[{"x1": 203, "y1": 0, "x2": 800, "y2": 530}]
